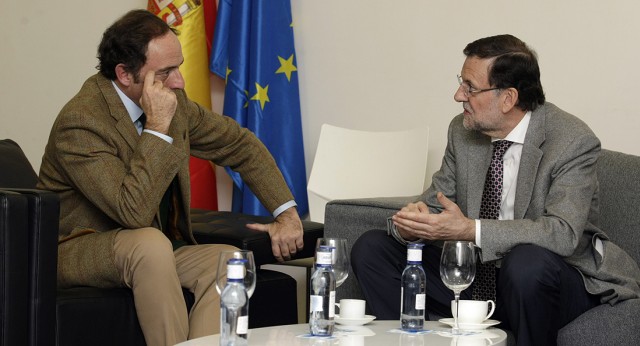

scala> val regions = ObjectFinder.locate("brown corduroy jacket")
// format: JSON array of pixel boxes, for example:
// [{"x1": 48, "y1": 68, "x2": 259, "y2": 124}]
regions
[{"x1": 38, "y1": 73, "x2": 293, "y2": 287}]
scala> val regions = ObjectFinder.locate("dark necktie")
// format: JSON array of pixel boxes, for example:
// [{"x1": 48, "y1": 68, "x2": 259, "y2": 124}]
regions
[
  {"x1": 473, "y1": 140, "x2": 513, "y2": 301},
  {"x1": 137, "y1": 113, "x2": 146, "y2": 134}
]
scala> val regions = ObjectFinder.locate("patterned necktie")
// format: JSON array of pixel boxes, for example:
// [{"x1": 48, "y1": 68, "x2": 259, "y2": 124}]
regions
[{"x1": 473, "y1": 140, "x2": 513, "y2": 301}]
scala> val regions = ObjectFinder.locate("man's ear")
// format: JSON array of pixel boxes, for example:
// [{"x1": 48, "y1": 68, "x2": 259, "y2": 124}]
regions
[
  {"x1": 115, "y1": 64, "x2": 133, "y2": 87},
  {"x1": 501, "y1": 87, "x2": 519, "y2": 113}
]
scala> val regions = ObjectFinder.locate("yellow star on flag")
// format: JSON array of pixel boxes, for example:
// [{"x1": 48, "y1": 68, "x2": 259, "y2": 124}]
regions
[
  {"x1": 225, "y1": 66, "x2": 232, "y2": 84},
  {"x1": 243, "y1": 90, "x2": 249, "y2": 108},
  {"x1": 250, "y1": 83, "x2": 270, "y2": 110},
  {"x1": 276, "y1": 54, "x2": 297, "y2": 82}
]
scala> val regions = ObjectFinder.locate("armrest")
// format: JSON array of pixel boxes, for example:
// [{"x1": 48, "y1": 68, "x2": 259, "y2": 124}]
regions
[
  {"x1": 2, "y1": 188, "x2": 59, "y2": 345},
  {"x1": 324, "y1": 195, "x2": 419, "y2": 240},
  {"x1": 0, "y1": 190, "x2": 30, "y2": 345},
  {"x1": 191, "y1": 210, "x2": 324, "y2": 266},
  {"x1": 323, "y1": 195, "x2": 419, "y2": 300}
]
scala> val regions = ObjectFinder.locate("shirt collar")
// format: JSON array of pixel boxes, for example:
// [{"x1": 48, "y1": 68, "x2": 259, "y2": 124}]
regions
[
  {"x1": 111, "y1": 81, "x2": 144, "y2": 123},
  {"x1": 493, "y1": 111, "x2": 531, "y2": 145}
]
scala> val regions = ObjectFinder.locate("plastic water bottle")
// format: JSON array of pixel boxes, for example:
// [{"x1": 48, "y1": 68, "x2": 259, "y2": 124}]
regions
[
  {"x1": 220, "y1": 258, "x2": 249, "y2": 346},
  {"x1": 309, "y1": 245, "x2": 336, "y2": 336},
  {"x1": 401, "y1": 243, "x2": 426, "y2": 331}
]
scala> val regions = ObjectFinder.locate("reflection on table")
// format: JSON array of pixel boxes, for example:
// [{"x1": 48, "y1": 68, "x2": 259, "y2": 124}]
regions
[{"x1": 175, "y1": 320, "x2": 507, "y2": 346}]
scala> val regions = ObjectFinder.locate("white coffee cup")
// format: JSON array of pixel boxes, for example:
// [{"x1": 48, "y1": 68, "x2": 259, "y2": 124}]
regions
[
  {"x1": 335, "y1": 299, "x2": 366, "y2": 319},
  {"x1": 451, "y1": 300, "x2": 496, "y2": 324}
]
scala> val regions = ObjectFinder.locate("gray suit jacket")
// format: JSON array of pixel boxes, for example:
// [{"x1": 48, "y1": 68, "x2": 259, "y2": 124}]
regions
[
  {"x1": 38, "y1": 73, "x2": 294, "y2": 287},
  {"x1": 423, "y1": 102, "x2": 640, "y2": 304}
]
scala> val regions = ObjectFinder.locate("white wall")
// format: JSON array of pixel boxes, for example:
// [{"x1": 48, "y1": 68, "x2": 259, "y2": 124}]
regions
[
  {"x1": 3, "y1": 1, "x2": 639, "y2": 207},
  {"x1": 292, "y1": 0, "x2": 640, "y2": 185},
  {"x1": 1, "y1": 0, "x2": 147, "y2": 170}
]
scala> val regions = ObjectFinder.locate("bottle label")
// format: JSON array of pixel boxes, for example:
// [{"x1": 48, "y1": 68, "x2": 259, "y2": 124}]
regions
[
  {"x1": 316, "y1": 251, "x2": 332, "y2": 265},
  {"x1": 227, "y1": 263, "x2": 245, "y2": 280},
  {"x1": 329, "y1": 291, "x2": 336, "y2": 318},
  {"x1": 407, "y1": 248, "x2": 422, "y2": 262},
  {"x1": 236, "y1": 315, "x2": 249, "y2": 334},
  {"x1": 415, "y1": 293, "x2": 426, "y2": 310},
  {"x1": 310, "y1": 295, "x2": 323, "y2": 312}
]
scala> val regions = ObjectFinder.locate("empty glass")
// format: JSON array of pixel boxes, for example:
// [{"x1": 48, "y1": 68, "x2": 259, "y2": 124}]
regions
[
  {"x1": 315, "y1": 238, "x2": 349, "y2": 287},
  {"x1": 440, "y1": 241, "x2": 476, "y2": 334},
  {"x1": 215, "y1": 250, "x2": 257, "y2": 298}
]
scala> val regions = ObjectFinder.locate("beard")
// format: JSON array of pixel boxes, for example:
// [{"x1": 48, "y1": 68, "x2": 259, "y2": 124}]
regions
[
  {"x1": 462, "y1": 104, "x2": 480, "y2": 131},
  {"x1": 462, "y1": 113, "x2": 475, "y2": 131},
  {"x1": 461, "y1": 102, "x2": 502, "y2": 135}
]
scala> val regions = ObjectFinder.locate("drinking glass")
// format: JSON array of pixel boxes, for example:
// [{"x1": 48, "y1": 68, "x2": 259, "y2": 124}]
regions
[
  {"x1": 215, "y1": 250, "x2": 257, "y2": 298},
  {"x1": 315, "y1": 238, "x2": 349, "y2": 287},
  {"x1": 439, "y1": 241, "x2": 476, "y2": 334}
]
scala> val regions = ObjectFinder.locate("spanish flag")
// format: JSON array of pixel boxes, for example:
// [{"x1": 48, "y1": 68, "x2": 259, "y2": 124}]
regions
[{"x1": 148, "y1": 0, "x2": 219, "y2": 211}]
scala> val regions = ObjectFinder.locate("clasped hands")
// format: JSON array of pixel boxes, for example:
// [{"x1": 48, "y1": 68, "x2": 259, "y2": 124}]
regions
[
  {"x1": 246, "y1": 207, "x2": 304, "y2": 263},
  {"x1": 392, "y1": 192, "x2": 476, "y2": 242}
]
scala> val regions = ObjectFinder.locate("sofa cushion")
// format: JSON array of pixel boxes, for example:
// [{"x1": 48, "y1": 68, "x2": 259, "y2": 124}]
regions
[
  {"x1": 557, "y1": 298, "x2": 640, "y2": 345},
  {"x1": 0, "y1": 139, "x2": 38, "y2": 189},
  {"x1": 56, "y1": 287, "x2": 150, "y2": 346}
]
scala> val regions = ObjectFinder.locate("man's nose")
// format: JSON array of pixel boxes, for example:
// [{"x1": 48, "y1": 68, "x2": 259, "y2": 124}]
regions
[
  {"x1": 167, "y1": 70, "x2": 185, "y2": 89},
  {"x1": 454, "y1": 84, "x2": 467, "y2": 102}
]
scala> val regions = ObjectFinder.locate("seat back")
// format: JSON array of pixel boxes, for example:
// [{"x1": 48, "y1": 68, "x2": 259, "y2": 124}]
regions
[
  {"x1": 0, "y1": 139, "x2": 39, "y2": 189},
  {"x1": 596, "y1": 149, "x2": 640, "y2": 265},
  {"x1": 307, "y1": 124, "x2": 429, "y2": 223}
]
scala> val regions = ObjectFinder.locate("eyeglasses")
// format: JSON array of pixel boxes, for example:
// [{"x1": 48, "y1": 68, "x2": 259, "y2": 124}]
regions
[{"x1": 457, "y1": 75, "x2": 501, "y2": 98}]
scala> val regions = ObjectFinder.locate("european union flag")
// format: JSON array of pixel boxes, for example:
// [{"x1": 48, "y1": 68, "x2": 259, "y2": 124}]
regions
[{"x1": 210, "y1": 0, "x2": 309, "y2": 217}]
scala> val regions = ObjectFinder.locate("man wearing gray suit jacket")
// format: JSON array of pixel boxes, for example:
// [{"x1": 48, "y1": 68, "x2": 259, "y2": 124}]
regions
[{"x1": 351, "y1": 35, "x2": 640, "y2": 346}]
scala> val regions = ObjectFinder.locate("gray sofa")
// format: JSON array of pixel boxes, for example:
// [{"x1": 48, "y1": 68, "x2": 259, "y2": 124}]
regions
[{"x1": 324, "y1": 149, "x2": 640, "y2": 345}]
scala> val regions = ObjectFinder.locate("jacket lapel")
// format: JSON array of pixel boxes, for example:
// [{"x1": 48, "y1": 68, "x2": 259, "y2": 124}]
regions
[
  {"x1": 96, "y1": 75, "x2": 140, "y2": 150},
  {"x1": 514, "y1": 105, "x2": 546, "y2": 219},
  {"x1": 466, "y1": 134, "x2": 492, "y2": 219}
]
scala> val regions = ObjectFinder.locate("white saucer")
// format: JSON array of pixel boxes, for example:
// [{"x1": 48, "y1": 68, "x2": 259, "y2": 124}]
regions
[
  {"x1": 438, "y1": 318, "x2": 500, "y2": 330},
  {"x1": 335, "y1": 315, "x2": 376, "y2": 326}
]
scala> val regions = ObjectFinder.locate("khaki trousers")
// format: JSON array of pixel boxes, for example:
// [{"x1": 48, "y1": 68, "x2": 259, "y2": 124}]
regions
[{"x1": 113, "y1": 228, "x2": 238, "y2": 346}]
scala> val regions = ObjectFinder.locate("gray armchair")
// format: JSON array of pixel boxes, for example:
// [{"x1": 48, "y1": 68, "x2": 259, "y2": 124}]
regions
[{"x1": 324, "y1": 149, "x2": 640, "y2": 345}]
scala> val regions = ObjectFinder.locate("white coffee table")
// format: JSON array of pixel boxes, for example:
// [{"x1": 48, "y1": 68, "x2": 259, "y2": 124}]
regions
[{"x1": 175, "y1": 320, "x2": 507, "y2": 345}]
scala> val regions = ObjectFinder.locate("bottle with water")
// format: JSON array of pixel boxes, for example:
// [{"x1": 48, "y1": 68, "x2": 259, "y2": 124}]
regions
[
  {"x1": 220, "y1": 258, "x2": 249, "y2": 346},
  {"x1": 401, "y1": 243, "x2": 426, "y2": 331},
  {"x1": 309, "y1": 245, "x2": 336, "y2": 336}
]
